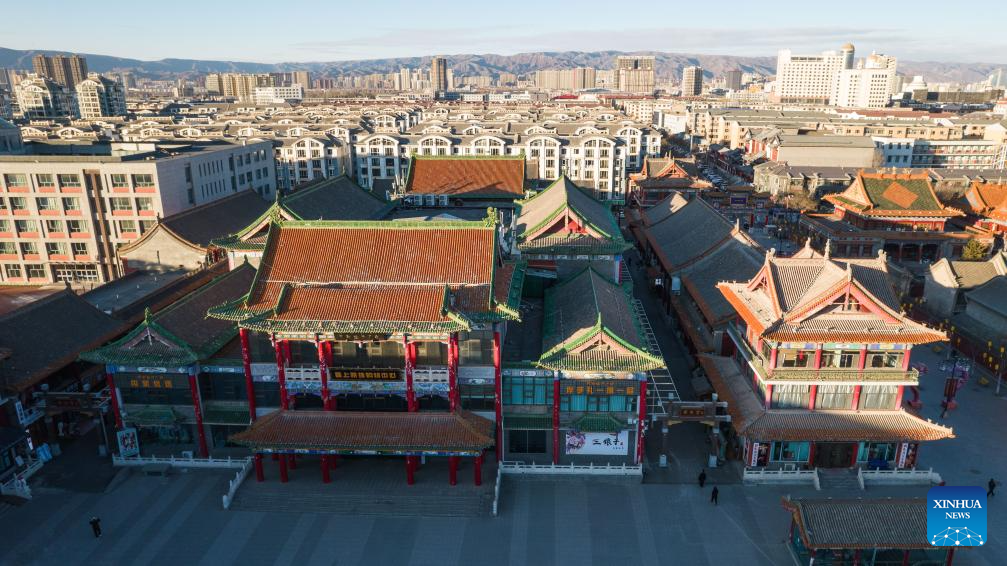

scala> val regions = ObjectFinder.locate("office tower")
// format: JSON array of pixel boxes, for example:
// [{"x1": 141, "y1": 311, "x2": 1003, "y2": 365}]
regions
[
  {"x1": 431, "y1": 57, "x2": 448, "y2": 93},
  {"x1": 841, "y1": 43, "x2": 856, "y2": 70},
  {"x1": 75, "y1": 73, "x2": 127, "y2": 118},
  {"x1": 616, "y1": 55, "x2": 656, "y2": 94},
  {"x1": 724, "y1": 70, "x2": 743, "y2": 91},
  {"x1": 682, "y1": 66, "x2": 703, "y2": 96},
  {"x1": 834, "y1": 53, "x2": 897, "y2": 108},
  {"x1": 32, "y1": 54, "x2": 89, "y2": 89}
]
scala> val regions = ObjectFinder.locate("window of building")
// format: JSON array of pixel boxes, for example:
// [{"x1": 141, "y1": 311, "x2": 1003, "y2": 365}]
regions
[
  {"x1": 46, "y1": 219, "x2": 63, "y2": 233},
  {"x1": 508, "y1": 430, "x2": 547, "y2": 454},
  {"x1": 778, "y1": 349, "x2": 815, "y2": 368},
  {"x1": 867, "y1": 352, "x2": 903, "y2": 369},
  {"x1": 5, "y1": 264, "x2": 23, "y2": 278},
  {"x1": 36, "y1": 174, "x2": 54, "y2": 187},
  {"x1": 0, "y1": 199, "x2": 6, "y2": 212},
  {"x1": 54, "y1": 264, "x2": 99, "y2": 282},
  {"x1": 110, "y1": 197, "x2": 131, "y2": 212},
  {"x1": 859, "y1": 385, "x2": 897, "y2": 410},
  {"x1": 0, "y1": 242, "x2": 15, "y2": 254},
  {"x1": 139, "y1": 220, "x2": 155, "y2": 233},
  {"x1": 20, "y1": 242, "x2": 38, "y2": 255},
  {"x1": 25, "y1": 264, "x2": 46, "y2": 279},
  {"x1": 67, "y1": 220, "x2": 87, "y2": 233},
  {"x1": 460, "y1": 383, "x2": 495, "y2": 411},
  {"x1": 35, "y1": 197, "x2": 58, "y2": 211},
  {"x1": 9, "y1": 197, "x2": 27, "y2": 211},
  {"x1": 135, "y1": 197, "x2": 154, "y2": 211},
  {"x1": 45, "y1": 242, "x2": 67, "y2": 256},
  {"x1": 770, "y1": 441, "x2": 810, "y2": 463},
  {"x1": 3, "y1": 173, "x2": 27, "y2": 187},
  {"x1": 504, "y1": 376, "x2": 550, "y2": 405},
  {"x1": 110, "y1": 174, "x2": 129, "y2": 188},
  {"x1": 771, "y1": 384, "x2": 810, "y2": 409},
  {"x1": 57, "y1": 174, "x2": 81, "y2": 187},
  {"x1": 857, "y1": 441, "x2": 897, "y2": 463},
  {"x1": 15, "y1": 220, "x2": 37, "y2": 233},
  {"x1": 118, "y1": 220, "x2": 138, "y2": 234},
  {"x1": 815, "y1": 385, "x2": 855, "y2": 410},
  {"x1": 61, "y1": 197, "x2": 81, "y2": 211},
  {"x1": 71, "y1": 242, "x2": 88, "y2": 256}
]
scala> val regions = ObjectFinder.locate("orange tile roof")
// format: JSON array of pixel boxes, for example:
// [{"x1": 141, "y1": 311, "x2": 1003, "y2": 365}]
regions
[
  {"x1": 274, "y1": 285, "x2": 452, "y2": 323},
  {"x1": 407, "y1": 156, "x2": 525, "y2": 197}
]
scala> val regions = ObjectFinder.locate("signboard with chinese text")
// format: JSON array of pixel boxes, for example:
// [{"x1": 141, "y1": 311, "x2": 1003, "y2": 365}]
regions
[
  {"x1": 328, "y1": 368, "x2": 401, "y2": 381},
  {"x1": 565, "y1": 431, "x2": 629, "y2": 455},
  {"x1": 560, "y1": 380, "x2": 636, "y2": 396},
  {"x1": 128, "y1": 375, "x2": 185, "y2": 390},
  {"x1": 117, "y1": 427, "x2": 140, "y2": 457}
]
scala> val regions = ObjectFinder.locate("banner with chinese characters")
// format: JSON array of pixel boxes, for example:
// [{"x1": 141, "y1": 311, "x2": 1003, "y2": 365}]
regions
[
  {"x1": 328, "y1": 368, "x2": 401, "y2": 381},
  {"x1": 565, "y1": 431, "x2": 629, "y2": 455},
  {"x1": 117, "y1": 427, "x2": 140, "y2": 457}
]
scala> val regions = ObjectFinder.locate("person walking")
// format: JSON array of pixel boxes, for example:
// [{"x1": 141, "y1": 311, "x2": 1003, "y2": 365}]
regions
[
  {"x1": 710, "y1": 486, "x2": 719, "y2": 506},
  {"x1": 89, "y1": 516, "x2": 102, "y2": 538},
  {"x1": 989, "y1": 478, "x2": 997, "y2": 497},
  {"x1": 698, "y1": 469, "x2": 707, "y2": 488}
]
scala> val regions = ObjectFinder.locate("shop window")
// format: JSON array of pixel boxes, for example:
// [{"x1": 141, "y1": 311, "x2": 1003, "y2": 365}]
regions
[
  {"x1": 770, "y1": 441, "x2": 810, "y2": 462},
  {"x1": 509, "y1": 430, "x2": 547, "y2": 454}
]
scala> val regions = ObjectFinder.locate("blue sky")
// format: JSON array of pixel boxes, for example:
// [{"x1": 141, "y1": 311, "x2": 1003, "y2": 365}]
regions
[{"x1": 4, "y1": 0, "x2": 1007, "y2": 64}]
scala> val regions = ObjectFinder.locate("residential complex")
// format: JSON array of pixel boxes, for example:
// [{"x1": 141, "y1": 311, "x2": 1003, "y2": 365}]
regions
[
  {"x1": 0, "y1": 140, "x2": 275, "y2": 284},
  {"x1": 616, "y1": 56, "x2": 656, "y2": 94},
  {"x1": 681, "y1": 66, "x2": 703, "y2": 96},
  {"x1": 75, "y1": 73, "x2": 127, "y2": 118},
  {"x1": 31, "y1": 54, "x2": 88, "y2": 90}
]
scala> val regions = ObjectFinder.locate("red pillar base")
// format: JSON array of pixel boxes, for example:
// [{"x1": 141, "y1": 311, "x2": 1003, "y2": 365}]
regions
[
  {"x1": 406, "y1": 456, "x2": 416, "y2": 485},
  {"x1": 279, "y1": 454, "x2": 289, "y2": 483},
  {"x1": 321, "y1": 456, "x2": 331, "y2": 484},
  {"x1": 474, "y1": 454, "x2": 483, "y2": 486},
  {"x1": 449, "y1": 456, "x2": 459, "y2": 486},
  {"x1": 254, "y1": 454, "x2": 264, "y2": 482}
]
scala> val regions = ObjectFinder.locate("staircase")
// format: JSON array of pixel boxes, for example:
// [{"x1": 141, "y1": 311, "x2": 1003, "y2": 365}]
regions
[{"x1": 816, "y1": 468, "x2": 864, "y2": 491}]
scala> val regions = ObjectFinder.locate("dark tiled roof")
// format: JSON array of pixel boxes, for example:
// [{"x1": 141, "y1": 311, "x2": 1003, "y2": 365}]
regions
[
  {"x1": 948, "y1": 261, "x2": 999, "y2": 289},
  {"x1": 783, "y1": 498, "x2": 932, "y2": 550},
  {"x1": 163, "y1": 191, "x2": 271, "y2": 246},
  {"x1": 965, "y1": 276, "x2": 1007, "y2": 315},
  {"x1": 229, "y1": 409, "x2": 494, "y2": 454},
  {"x1": 644, "y1": 198, "x2": 735, "y2": 271},
  {"x1": 0, "y1": 290, "x2": 128, "y2": 392},
  {"x1": 284, "y1": 175, "x2": 392, "y2": 221},
  {"x1": 406, "y1": 156, "x2": 525, "y2": 198}
]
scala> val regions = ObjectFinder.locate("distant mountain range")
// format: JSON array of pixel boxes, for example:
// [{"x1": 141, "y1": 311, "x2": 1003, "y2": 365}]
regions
[{"x1": 1, "y1": 47, "x2": 1002, "y2": 85}]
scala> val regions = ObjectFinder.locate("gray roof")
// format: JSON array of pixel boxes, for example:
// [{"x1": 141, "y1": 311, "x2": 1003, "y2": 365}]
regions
[
  {"x1": 163, "y1": 190, "x2": 272, "y2": 247},
  {"x1": 644, "y1": 198, "x2": 735, "y2": 270},
  {"x1": 966, "y1": 276, "x2": 1007, "y2": 315},
  {"x1": 787, "y1": 498, "x2": 930, "y2": 549},
  {"x1": 948, "y1": 261, "x2": 1000, "y2": 289},
  {"x1": 284, "y1": 175, "x2": 392, "y2": 221}
]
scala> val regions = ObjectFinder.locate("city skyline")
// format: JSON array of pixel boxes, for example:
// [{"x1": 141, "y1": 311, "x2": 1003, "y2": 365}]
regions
[{"x1": 3, "y1": 0, "x2": 1007, "y2": 64}]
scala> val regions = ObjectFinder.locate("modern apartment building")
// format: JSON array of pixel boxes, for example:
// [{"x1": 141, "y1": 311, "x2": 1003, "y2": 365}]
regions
[
  {"x1": 431, "y1": 57, "x2": 449, "y2": 94},
  {"x1": 204, "y1": 73, "x2": 274, "y2": 100},
  {"x1": 0, "y1": 140, "x2": 275, "y2": 285},
  {"x1": 31, "y1": 54, "x2": 88, "y2": 90},
  {"x1": 534, "y1": 68, "x2": 596, "y2": 91},
  {"x1": 75, "y1": 73, "x2": 127, "y2": 118},
  {"x1": 252, "y1": 85, "x2": 304, "y2": 105},
  {"x1": 834, "y1": 54, "x2": 897, "y2": 109},
  {"x1": 616, "y1": 56, "x2": 656, "y2": 94},
  {"x1": 681, "y1": 66, "x2": 703, "y2": 96},
  {"x1": 724, "y1": 70, "x2": 743, "y2": 91},
  {"x1": 13, "y1": 74, "x2": 73, "y2": 119}
]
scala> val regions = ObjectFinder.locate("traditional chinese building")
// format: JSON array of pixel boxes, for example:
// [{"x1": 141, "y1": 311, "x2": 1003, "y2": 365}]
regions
[
  {"x1": 803, "y1": 171, "x2": 983, "y2": 263},
  {"x1": 393, "y1": 155, "x2": 527, "y2": 208},
  {"x1": 959, "y1": 180, "x2": 1007, "y2": 234},
  {"x1": 628, "y1": 156, "x2": 711, "y2": 206},
  {"x1": 206, "y1": 216, "x2": 524, "y2": 485},
  {"x1": 707, "y1": 247, "x2": 953, "y2": 470},
  {"x1": 501, "y1": 266, "x2": 663, "y2": 466}
]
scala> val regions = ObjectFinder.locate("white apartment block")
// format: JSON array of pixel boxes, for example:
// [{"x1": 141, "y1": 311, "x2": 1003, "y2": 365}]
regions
[
  {"x1": 0, "y1": 140, "x2": 275, "y2": 285},
  {"x1": 875, "y1": 137, "x2": 1007, "y2": 170},
  {"x1": 253, "y1": 85, "x2": 304, "y2": 105},
  {"x1": 834, "y1": 55, "x2": 897, "y2": 109},
  {"x1": 14, "y1": 74, "x2": 72, "y2": 119},
  {"x1": 275, "y1": 136, "x2": 351, "y2": 190},
  {"x1": 75, "y1": 73, "x2": 127, "y2": 118}
]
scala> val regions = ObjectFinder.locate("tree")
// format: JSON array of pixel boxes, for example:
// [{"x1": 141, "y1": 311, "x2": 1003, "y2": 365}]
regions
[{"x1": 961, "y1": 239, "x2": 989, "y2": 261}]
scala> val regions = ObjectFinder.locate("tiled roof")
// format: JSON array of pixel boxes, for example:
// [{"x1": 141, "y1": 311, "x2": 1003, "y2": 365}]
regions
[
  {"x1": 81, "y1": 264, "x2": 256, "y2": 366},
  {"x1": 963, "y1": 181, "x2": 1007, "y2": 221},
  {"x1": 539, "y1": 267, "x2": 663, "y2": 372},
  {"x1": 162, "y1": 191, "x2": 272, "y2": 247},
  {"x1": 0, "y1": 290, "x2": 128, "y2": 392},
  {"x1": 948, "y1": 260, "x2": 999, "y2": 289},
  {"x1": 718, "y1": 253, "x2": 944, "y2": 345},
  {"x1": 229, "y1": 409, "x2": 494, "y2": 455},
  {"x1": 825, "y1": 172, "x2": 963, "y2": 218},
  {"x1": 965, "y1": 276, "x2": 1007, "y2": 315},
  {"x1": 699, "y1": 355, "x2": 953, "y2": 443},
  {"x1": 644, "y1": 198, "x2": 735, "y2": 271},
  {"x1": 679, "y1": 236, "x2": 763, "y2": 325},
  {"x1": 516, "y1": 175, "x2": 623, "y2": 247},
  {"x1": 209, "y1": 219, "x2": 521, "y2": 335},
  {"x1": 640, "y1": 192, "x2": 690, "y2": 226},
  {"x1": 405, "y1": 155, "x2": 525, "y2": 197},
  {"x1": 783, "y1": 498, "x2": 932, "y2": 550}
]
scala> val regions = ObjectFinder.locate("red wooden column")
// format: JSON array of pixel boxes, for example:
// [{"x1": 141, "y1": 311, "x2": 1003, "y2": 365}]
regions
[
  {"x1": 858, "y1": 345, "x2": 868, "y2": 371},
  {"x1": 769, "y1": 347, "x2": 779, "y2": 372},
  {"x1": 764, "y1": 384, "x2": 773, "y2": 410},
  {"x1": 894, "y1": 385, "x2": 905, "y2": 409},
  {"x1": 807, "y1": 442, "x2": 816, "y2": 468},
  {"x1": 945, "y1": 547, "x2": 955, "y2": 566},
  {"x1": 272, "y1": 334, "x2": 289, "y2": 410},
  {"x1": 474, "y1": 454, "x2": 483, "y2": 486},
  {"x1": 850, "y1": 443, "x2": 860, "y2": 468},
  {"x1": 493, "y1": 329, "x2": 503, "y2": 462},
  {"x1": 813, "y1": 346, "x2": 822, "y2": 370},
  {"x1": 239, "y1": 328, "x2": 257, "y2": 422},
  {"x1": 808, "y1": 385, "x2": 818, "y2": 410},
  {"x1": 254, "y1": 453, "x2": 264, "y2": 482},
  {"x1": 552, "y1": 375, "x2": 561, "y2": 465},
  {"x1": 282, "y1": 340, "x2": 292, "y2": 365},
  {"x1": 902, "y1": 346, "x2": 912, "y2": 371},
  {"x1": 105, "y1": 368, "x2": 123, "y2": 429},
  {"x1": 852, "y1": 386, "x2": 862, "y2": 410},
  {"x1": 635, "y1": 375, "x2": 647, "y2": 465},
  {"x1": 404, "y1": 336, "x2": 417, "y2": 412},
  {"x1": 448, "y1": 455, "x2": 459, "y2": 485},
  {"x1": 448, "y1": 333, "x2": 459, "y2": 411},
  {"x1": 321, "y1": 455, "x2": 331, "y2": 483},
  {"x1": 316, "y1": 336, "x2": 331, "y2": 411},
  {"x1": 406, "y1": 456, "x2": 416, "y2": 485},
  {"x1": 187, "y1": 368, "x2": 209, "y2": 458},
  {"x1": 279, "y1": 454, "x2": 289, "y2": 483}
]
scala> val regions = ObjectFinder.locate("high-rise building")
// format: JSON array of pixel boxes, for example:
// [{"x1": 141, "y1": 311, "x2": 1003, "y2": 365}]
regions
[
  {"x1": 724, "y1": 70, "x2": 743, "y2": 91},
  {"x1": 834, "y1": 53, "x2": 897, "y2": 108},
  {"x1": 775, "y1": 45, "x2": 850, "y2": 104},
  {"x1": 681, "y1": 66, "x2": 703, "y2": 96},
  {"x1": 616, "y1": 56, "x2": 655, "y2": 94},
  {"x1": 269, "y1": 71, "x2": 311, "y2": 88},
  {"x1": 204, "y1": 73, "x2": 274, "y2": 100},
  {"x1": 14, "y1": 74, "x2": 73, "y2": 118},
  {"x1": 534, "y1": 68, "x2": 596, "y2": 91},
  {"x1": 32, "y1": 54, "x2": 88, "y2": 89},
  {"x1": 431, "y1": 57, "x2": 449, "y2": 94},
  {"x1": 75, "y1": 73, "x2": 127, "y2": 118}
]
